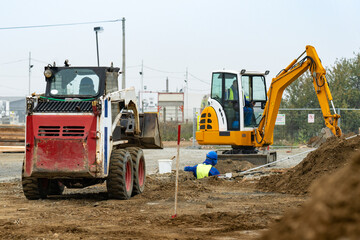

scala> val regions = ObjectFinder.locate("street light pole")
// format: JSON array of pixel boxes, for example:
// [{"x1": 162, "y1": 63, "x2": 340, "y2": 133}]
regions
[
  {"x1": 95, "y1": 31, "x2": 99, "y2": 66},
  {"x1": 93, "y1": 26, "x2": 104, "y2": 67},
  {"x1": 121, "y1": 17, "x2": 126, "y2": 89}
]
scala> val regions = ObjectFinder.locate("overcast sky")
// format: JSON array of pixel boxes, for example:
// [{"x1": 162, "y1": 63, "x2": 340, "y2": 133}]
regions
[{"x1": 0, "y1": 0, "x2": 359, "y2": 97}]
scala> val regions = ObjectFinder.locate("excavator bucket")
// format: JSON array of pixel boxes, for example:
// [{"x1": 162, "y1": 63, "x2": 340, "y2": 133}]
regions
[{"x1": 138, "y1": 112, "x2": 163, "y2": 149}]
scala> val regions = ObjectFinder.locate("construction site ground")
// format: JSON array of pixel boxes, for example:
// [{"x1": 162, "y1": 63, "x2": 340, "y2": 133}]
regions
[
  {"x1": 0, "y1": 138, "x2": 358, "y2": 239},
  {"x1": 0, "y1": 142, "x2": 310, "y2": 240}
]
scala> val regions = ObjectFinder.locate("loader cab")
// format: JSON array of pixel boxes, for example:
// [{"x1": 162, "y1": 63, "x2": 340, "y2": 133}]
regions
[
  {"x1": 210, "y1": 70, "x2": 268, "y2": 131},
  {"x1": 44, "y1": 66, "x2": 120, "y2": 99}
]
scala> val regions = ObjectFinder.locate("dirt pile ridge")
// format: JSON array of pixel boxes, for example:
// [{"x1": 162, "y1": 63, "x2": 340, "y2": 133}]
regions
[
  {"x1": 261, "y1": 152, "x2": 360, "y2": 240},
  {"x1": 257, "y1": 135, "x2": 360, "y2": 195}
]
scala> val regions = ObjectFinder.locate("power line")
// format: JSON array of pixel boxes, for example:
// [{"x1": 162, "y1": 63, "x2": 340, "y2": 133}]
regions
[
  {"x1": 0, "y1": 19, "x2": 122, "y2": 30},
  {"x1": 142, "y1": 76, "x2": 185, "y2": 80},
  {"x1": 32, "y1": 58, "x2": 49, "y2": 64},
  {"x1": 126, "y1": 65, "x2": 141, "y2": 69},
  {"x1": 0, "y1": 59, "x2": 28, "y2": 66},
  {"x1": 0, "y1": 74, "x2": 28, "y2": 78},
  {"x1": 0, "y1": 83, "x2": 26, "y2": 91},
  {"x1": 143, "y1": 65, "x2": 184, "y2": 74},
  {"x1": 188, "y1": 88, "x2": 210, "y2": 92},
  {"x1": 188, "y1": 72, "x2": 210, "y2": 85}
]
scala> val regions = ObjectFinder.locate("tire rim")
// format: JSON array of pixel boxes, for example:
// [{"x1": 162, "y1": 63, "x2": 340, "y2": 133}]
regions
[
  {"x1": 138, "y1": 157, "x2": 145, "y2": 186},
  {"x1": 125, "y1": 160, "x2": 132, "y2": 192}
]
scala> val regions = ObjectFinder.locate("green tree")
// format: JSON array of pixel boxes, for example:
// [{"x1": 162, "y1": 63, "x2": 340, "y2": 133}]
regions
[
  {"x1": 327, "y1": 52, "x2": 360, "y2": 108},
  {"x1": 282, "y1": 52, "x2": 360, "y2": 109},
  {"x1": 327, "y1": 53, "x2": 360, "y2": 133},
  {"x1": 275, "y1": 51, "x2": 360, "y2": 143}
]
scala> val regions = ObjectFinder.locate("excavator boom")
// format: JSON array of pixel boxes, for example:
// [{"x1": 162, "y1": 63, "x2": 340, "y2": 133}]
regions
[{"x1": 255, "y1": 45, "x2": 341, "y2": 146}]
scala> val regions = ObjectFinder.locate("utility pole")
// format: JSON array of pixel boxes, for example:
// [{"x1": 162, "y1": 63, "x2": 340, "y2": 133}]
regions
[
  {"x1": 140, "y1": 60, "x2": 144, "y2": 112},
  {"x1": 166, "y1": 77, "x2": 169, "y2": 92},
  {"x1": 186, "y1": 67, "x2": 188, "y2": 120},
  {"x1": 122, "y1": 17, "x2": 126, "y2": 89},
  {"x1": 28, "y1": 52, "x2": 33, "y2": 96}
]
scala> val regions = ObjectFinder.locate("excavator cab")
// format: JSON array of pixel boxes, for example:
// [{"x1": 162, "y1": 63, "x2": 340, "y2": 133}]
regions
[
  {"x1": 209, "y1": 70, "x2": 268, "y2": 132},
  {"x1": 197, "y1": 69, "x2": 273, "y2": 164}
]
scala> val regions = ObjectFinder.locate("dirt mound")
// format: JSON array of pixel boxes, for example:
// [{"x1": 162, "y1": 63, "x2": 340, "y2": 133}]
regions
[
  {"x1": 307, "y1": 128, "x2": 333, "y2": 147},
  {"x1": 261, "y1": 152, "x2": 360, "y2": 240},
  {"x1": 141, "y1": 171, "x2": 240, "y2": 201},
  {"x1": 216, "y1": 159, "x2": 254, "y2": 173},
  {"x1": 257, "y1": 135, "x2": 360, "y2": 195}
]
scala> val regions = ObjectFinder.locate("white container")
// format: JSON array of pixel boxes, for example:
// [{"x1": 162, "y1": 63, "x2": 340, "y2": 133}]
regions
[
  {"x1": 225, "y1": 172, "x2": 232, "y2": 178},
  {"x1": 158, "y1": 159, "x2": 173, "y2": 174}
]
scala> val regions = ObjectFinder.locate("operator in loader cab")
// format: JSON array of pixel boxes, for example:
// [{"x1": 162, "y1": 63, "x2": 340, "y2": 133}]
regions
[
  {"x1": 79, "y1": 77, "x2": 96, "y2": 95},
  {"x1": 184, "y1": 151, "x2": 220, "y2": 179}
]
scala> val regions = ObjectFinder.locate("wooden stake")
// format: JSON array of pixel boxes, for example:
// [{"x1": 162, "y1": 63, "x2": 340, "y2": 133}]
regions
[{"x1": 172, "y1": 124, "x2": 181, "y2": 218}]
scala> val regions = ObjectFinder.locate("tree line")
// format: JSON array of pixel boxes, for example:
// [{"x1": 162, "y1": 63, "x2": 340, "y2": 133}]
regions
[{"x1": 275, "y1": 51, "x2": 360, "y2": 144}]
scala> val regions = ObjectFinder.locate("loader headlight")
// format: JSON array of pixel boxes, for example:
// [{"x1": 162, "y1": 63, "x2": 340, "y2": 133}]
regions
[{"x1": 44, "y1": 69, "x2": 53, "y2": 78}]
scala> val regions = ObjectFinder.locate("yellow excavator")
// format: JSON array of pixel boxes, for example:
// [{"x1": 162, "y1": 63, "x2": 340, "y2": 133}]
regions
[{"x1": 196, "y1": 45, "x2": 341, "y2": 164}]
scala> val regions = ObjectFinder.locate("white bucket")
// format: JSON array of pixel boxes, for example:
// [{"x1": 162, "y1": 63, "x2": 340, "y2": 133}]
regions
[{"x1": 158, "y1": 159, "x2": 173, "y2": 174}]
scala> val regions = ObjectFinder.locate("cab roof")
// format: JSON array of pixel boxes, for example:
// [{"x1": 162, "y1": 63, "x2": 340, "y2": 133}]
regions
[{"x1": 212, "y1": 69, "x2": 269, "y2": 76}]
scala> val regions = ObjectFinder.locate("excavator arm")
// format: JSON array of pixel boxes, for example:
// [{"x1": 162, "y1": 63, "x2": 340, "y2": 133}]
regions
[{"x1": 255, "y1": 45, "x2": 342, "y2": 146}]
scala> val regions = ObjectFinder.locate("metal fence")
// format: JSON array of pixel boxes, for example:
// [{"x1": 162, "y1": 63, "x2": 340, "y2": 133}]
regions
[
  {"x1": 274, "y1": 108, "x2": 360, "y2": 144},
  {"x1": 189, "y1": 107, "x2": 360, "y2": 145}
]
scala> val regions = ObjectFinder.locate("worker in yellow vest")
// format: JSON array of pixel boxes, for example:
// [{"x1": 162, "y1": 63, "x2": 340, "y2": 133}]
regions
[
  {"x1": 228, "y1": 80, "x2": 239, "y2": 101},
  {"x1": 184, "y1": 151, "x2": 220, "y2": 179}
]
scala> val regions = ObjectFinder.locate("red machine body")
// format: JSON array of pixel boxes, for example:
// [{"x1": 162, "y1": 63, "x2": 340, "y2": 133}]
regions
[{"x1": 24, "y1": 115, "x2": 97, "y2": 178}]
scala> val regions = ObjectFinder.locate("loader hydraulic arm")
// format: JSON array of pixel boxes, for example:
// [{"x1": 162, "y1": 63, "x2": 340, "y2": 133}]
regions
[{"x1": 255, "y1": 45, "x2": 342, "y2": 146}]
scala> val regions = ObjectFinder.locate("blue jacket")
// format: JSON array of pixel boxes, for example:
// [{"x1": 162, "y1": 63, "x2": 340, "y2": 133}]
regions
[{"x1": 184, "y1": 158, "x2": 220, "y2": 178}]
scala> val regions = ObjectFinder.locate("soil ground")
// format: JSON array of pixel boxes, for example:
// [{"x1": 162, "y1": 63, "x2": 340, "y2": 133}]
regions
[
  {"x1": 0, "y1": 142, "x2": 311, "y2": 240},
  {"x1": 0, "y1": 176, "x2": 307, "y2": 240},
  {"x1": 261, "y1": 152, "x2": 360, "y2": 240},
  {"x1": 0, "y1": 138, "x2": 357, "y2": 239},
  {"x1": 258, "y1": 135, "x2": 360, "y2": 195}
]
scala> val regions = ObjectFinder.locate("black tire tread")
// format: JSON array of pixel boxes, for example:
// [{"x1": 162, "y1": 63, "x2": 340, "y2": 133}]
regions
[
  {"x1": 22, "y1": 162, "x2": 48, "y2": 200},
  {"x1": 107, "y1": 149, "x2": 133, "y2": 199},
  {"x1": 127, "y1": 147, "x2": 146, "y2": 196},
  {"x1": 22, "y1": 177, "x2": 48, "y2": 200}
]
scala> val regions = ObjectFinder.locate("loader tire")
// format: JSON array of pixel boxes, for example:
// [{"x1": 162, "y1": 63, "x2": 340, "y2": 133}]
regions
[
  {"x1": 22, "y1": 163, "x2": 48, "y2": 200},
  {"x1": 127, "y1": 147, "x2": 146, "y2": 196},
  {"x1": 22, "y1": 177, "x2": 49, "y2": 200},
  {"x1": 48, "y1": 180, "x2": 65, "y2": 196},
  {"x1": 107, "y1": 149, "x2": 133, "y2": 199}
]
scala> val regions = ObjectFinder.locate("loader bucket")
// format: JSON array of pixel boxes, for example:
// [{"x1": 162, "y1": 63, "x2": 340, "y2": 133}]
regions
[{"x1": 139, "y1": 112, "x2": 163, "y2": 149}]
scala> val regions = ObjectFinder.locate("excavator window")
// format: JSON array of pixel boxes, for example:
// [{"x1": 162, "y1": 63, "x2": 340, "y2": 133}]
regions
[
  {"x1": 241, "y1": 76, "x2": 250, "y2": 100},
  {"x1": 211, "y1": 72, "x2": 240, "y2": 130},
  {"x1": 252, "y1": 76, "x2": 266, "y2": 101},
  {"x1": 211, "y1": 73, "x2": 223, "y2": 102},
  {"x1": 241, "y1": 75, "x2": 267, "y2": 127},
  {"x1": 210, "y1": 72, "x2": 268, "y2": 130}
]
